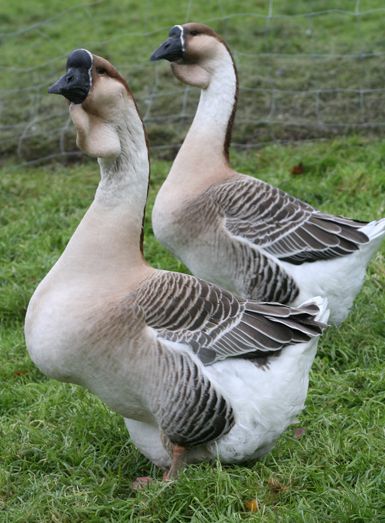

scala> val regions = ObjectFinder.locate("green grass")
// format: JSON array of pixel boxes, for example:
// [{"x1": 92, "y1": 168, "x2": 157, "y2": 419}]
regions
[
  {"x1": 1, "y1": 137, "x2": 385, "y2": 521},
  {"x1": 2, "y1": 0, "x2": 385, "y2": 162}
]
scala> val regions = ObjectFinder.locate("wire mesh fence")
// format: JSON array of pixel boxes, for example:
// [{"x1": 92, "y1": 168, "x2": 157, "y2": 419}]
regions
[{"x1": 1, "y1": 0, "x2": 385, "y2": 166}]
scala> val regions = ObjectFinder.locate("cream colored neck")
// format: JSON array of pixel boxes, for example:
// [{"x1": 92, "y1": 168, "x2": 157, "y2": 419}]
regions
[
  {"x1": 171, "y1": 49, "x2": 237, "y2": 182},
  {"x1": 57, "y1": 100, "x2": 150, "y2": 282}
]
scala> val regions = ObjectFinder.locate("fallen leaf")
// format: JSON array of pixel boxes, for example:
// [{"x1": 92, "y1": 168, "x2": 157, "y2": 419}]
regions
[
  {"x1": 290, "y1": 162, "x2": 305, "y2": 175},
  {"x1": 294, "y1": 427, "x2": 306, "y2": 439},
  {"x1": 14, "y1": 370, "x2": 28, "y2": 377},
  {"x1": 244, "y1": 498, "x2": 259, "y2": 512}
]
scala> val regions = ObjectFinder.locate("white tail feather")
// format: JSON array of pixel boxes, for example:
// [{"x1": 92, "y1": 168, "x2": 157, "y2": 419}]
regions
[
  {"x1": 360, "y1": 217, "x2": 385, "y2": 242},
  {"x1": 300, "y1": 296, "x2": 330, "y2": 325}
]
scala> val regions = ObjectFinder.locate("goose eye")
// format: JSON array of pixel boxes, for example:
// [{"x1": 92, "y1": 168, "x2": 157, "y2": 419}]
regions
[{"x1": 96, "y1": 67, "x2": 107, "y2": 75}]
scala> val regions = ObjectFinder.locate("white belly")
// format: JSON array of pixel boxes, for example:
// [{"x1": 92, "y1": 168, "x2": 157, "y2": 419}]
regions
[
  {"x1": 281, "y1": 246, "x2": 377, "y2": 324},
  {"x1": 125, "y1": 335, "x2": 319, "y2": 467}
]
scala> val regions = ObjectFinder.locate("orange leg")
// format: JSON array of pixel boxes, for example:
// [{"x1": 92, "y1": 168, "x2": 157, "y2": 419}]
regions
[{"x1": 163, "y1": 444, "x2": 187, "y2": 481}]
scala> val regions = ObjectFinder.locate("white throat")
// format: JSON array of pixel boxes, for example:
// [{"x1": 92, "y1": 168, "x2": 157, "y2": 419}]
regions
[
  {"x1": 179, "y1": 47, "x2": 237, "y2": 165},
  {"x1": 54, "y1": 98, "x2": 150, "y2": 280},
  {"x1": 153, "y1": 47, "x2": 237, "y2": 216},
  {"x1": 96, "y1": 100, "x2": 149, "y2": 213}
]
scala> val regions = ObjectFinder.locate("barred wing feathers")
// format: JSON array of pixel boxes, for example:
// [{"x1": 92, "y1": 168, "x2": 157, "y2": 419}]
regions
[
  {"x1": 215, "y1": 177, "x2": 369, "y2": 265},
  {"x1": 135, "y1": 272, "x2": 325, "y2": 365}
]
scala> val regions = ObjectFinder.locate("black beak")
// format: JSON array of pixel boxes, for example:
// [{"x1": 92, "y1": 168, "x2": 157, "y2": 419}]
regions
[
  {"x1": 48, "y1": 67, "x2": 90, "y2": 104},
  {"x1": 150, "y1": 36, "x2": 184, "y2": 62}
]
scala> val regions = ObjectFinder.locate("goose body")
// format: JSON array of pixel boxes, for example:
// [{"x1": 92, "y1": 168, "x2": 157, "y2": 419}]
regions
[
  {"x1": 151, "y1": 24, "x2": 385, "y2": 325},
  {"x1": 25, "y1": 49, "x2": 327, "y2": 477},
  {"x1": 125, "y1": 296, "x2": 328, "y2": 468}
]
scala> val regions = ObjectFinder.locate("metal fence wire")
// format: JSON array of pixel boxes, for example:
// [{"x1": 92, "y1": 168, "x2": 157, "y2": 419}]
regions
[{"x1": 1, "y1": 0, "x2": 385, "y2": 165}]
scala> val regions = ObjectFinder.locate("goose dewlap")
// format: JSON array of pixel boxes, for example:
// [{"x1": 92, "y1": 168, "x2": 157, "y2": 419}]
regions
[{"x1": 48, "y1": 50, "x2": 134, "y2": 159}]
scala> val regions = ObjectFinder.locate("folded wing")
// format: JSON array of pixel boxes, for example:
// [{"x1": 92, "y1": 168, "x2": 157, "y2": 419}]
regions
[
  {"x1": 135, "y1": 271, "x2": 325, "y2": 365},
  {"x1": 215, "y1": 177, "x2": 368, "y2": 265}
]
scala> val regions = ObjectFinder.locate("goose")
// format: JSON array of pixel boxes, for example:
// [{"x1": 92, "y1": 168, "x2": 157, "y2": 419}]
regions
[
  {"x1": 25, "y1": 48, "x2": 328, "y2": 481},
  {"x1": 150, "y1": 23, "x2": 385, "y2": 325}
]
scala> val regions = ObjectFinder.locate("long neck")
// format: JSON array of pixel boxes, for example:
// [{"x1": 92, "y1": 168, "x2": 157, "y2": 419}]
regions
[
  {"x1": 171, "y1": 48, "x2": 238, "y2": 185},
  {"x1": 58, "y1": 99, "x2": 151, "y2": 285},
  {"x1": 96, "y1": 100, "x2": 149, "y2": 257}
]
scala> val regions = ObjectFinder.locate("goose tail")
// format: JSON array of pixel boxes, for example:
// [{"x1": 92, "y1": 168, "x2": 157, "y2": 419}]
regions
[
  {"x1": 299, "y1": 296, "x2": 330, "y2": 326},
  {"x1": 360, "y1": 217, "x2": 385, "y2": 243}
]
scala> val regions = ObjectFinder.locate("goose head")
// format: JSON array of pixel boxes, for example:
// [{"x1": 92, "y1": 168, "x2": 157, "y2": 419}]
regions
[
  {"x1": 151, "y1": 23, "x2": 233, "y2": 89},
  {"x1": 49, "y1": 49, "x2": 132, "y2": 159}
]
